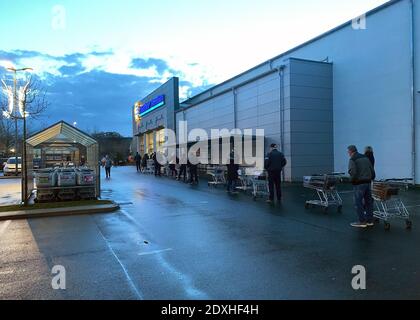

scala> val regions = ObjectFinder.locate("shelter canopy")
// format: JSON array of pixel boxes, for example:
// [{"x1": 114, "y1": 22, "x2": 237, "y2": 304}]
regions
[{"x1": 27, "y1": 121, "x2": 97, "y2": 148}]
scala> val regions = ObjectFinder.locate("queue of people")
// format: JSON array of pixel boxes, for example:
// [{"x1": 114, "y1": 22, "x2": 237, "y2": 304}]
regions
[
  {"x1": 136, "y1": 151, "x2": 199, "y2": 185},
  {"x1": 133, "y1": 144, "x2": 378, "y2": 230}
]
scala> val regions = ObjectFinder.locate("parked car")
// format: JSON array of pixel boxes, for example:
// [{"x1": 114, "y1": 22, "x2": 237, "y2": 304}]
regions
[
  {"x1": 3, "y1": 157, "x2": 22, "y2": 176},
  {"x1": 0, "y1": 158, "x2": 9, "y2": 172}
]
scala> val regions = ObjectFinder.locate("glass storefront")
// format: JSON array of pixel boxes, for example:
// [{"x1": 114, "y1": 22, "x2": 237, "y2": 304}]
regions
[
  {"x1": 139, "y1": 136, "x2": 145, "y2": 155},
  {"x1": 146, "y1": 132, "x2": 154, "y2": 154},
  {"x1": 156, "y1": 129, "x2": 166, "y2": 151}
]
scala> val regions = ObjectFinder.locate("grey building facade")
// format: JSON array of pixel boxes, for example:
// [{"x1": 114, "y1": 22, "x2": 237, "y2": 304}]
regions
[
  {"x1": 133, "y1": 0, "x2": 420, "y2": 183},
  {"x1": 132, "y1": 77, "x2": 179, "y2": 155}
]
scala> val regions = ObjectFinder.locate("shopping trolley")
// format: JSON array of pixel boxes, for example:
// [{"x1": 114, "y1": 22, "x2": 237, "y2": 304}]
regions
[
  {"x1": 207, "y1": 166, "x2": 226, "y2": 188},
  {"x1": 144, "y1": 159, "x2": 155, "y2": 175},
  {"x1": 372, "y1": 180, "x2": 412, "y2": 231},
  {"x1": 249, "y1": 170, "x2": 269, "y2": 201},
  {"x1": 303, "y1": 173, "x2": 344, "y2": 213},
  {"x1": 235, "y1": 168, "x2": 253, "y2": 193}
]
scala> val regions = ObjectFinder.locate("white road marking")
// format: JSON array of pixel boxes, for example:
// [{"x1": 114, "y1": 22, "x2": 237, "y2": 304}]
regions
[
  {"x1": 0, "y1": 220, "x2": 11, "y2": 237},
  {"x1": 119, "y1": 209, "x2": 209, "y2": 299},
  {"x1": 138, "y1": 248, "x2": 173, "y2": 256},
  {"x1": 95, "y1": 223, "x2": 144, "y2": 300}
]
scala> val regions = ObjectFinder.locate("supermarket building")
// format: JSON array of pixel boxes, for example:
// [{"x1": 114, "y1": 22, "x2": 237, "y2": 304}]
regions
[{"x1": 133, "y1": 0, "x2": 420, "y2": 183}]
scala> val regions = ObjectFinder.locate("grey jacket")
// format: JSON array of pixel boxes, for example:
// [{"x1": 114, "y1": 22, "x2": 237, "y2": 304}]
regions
[{"x1": 348, "y1": 152, "x2": 375, "y2": 185}]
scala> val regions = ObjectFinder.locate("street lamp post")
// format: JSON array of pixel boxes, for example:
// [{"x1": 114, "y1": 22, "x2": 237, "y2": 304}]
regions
[{"x1": 5, "y1": 67, "x2": 33, "y2": 205}]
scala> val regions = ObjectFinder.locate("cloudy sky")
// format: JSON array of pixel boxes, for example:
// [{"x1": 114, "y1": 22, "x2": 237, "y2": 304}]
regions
[{"x1": 0, "y1": 0, "x2": 387, "y2": 136}]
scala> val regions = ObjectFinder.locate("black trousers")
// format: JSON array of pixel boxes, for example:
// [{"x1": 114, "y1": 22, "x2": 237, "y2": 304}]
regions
[
  {"x1": 189, "y1": 167, "x2": 198, "y2": 183},
  {"x1": 178, "y1": 165, "x2": 187, "y2": 181},
  {"x1": 105, "y1": 167, "x2": 111, "y2": 178},
  {"x1": 268, "y1": 170, "x2": 282, "y2": 201},
  {"x1": 136, "y1": 162, "x2": 141, "y2": 172},
  {"x1": 154, "y1": 164, "x2": 161, "y2": 176}
]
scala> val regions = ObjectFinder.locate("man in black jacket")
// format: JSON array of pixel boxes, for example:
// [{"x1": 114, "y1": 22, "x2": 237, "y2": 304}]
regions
[
  {"x1": 265, "y1": 144, "x2": 287, "y2": 204},
  {"x1": 226, "y1": 149, "x2": 239, "y2": 194},
  {"x1": 348, "y1": 145, "x2": 376, "y2": 228},
  {"x1": 134, "y1": 152, "x2": 142, "y2": 172}
]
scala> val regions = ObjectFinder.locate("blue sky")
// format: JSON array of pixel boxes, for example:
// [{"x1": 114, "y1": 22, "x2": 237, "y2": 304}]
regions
[{"x1": 0, "y1": 0, "x2": 388, "y2": 136}]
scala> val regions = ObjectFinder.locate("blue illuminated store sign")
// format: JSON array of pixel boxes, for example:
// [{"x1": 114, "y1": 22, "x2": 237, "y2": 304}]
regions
[{"x1": 140, "y1": 95, "x2": 165, "y2": 116}]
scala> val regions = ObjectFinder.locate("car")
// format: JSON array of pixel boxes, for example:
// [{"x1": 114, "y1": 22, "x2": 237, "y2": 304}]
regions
[
  {"x1": 0, "y1": 158, "x2": 9, "y2": 172},
  {"x1": 3, "y1": 157, "x2": 22, "y2": 176}
]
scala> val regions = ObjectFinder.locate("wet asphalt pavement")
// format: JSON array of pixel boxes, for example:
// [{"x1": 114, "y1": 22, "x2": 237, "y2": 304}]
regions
[
  {"x1": 1, "y1": 166, "x2": 420, "y2": 300},
  {"x1": 0, "y1": 177, "x2": 22, "y2": 206}
]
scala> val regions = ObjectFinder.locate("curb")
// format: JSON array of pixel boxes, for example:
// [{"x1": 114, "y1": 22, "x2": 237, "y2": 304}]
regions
[
  {"x1": 0, "y1": 176, "x2": 21, "y2": 180},
  {"x1": 0, "y1": 202, "x2": 120, "y2": 221}
]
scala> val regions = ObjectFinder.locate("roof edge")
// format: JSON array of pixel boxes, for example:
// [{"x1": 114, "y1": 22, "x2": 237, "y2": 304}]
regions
[
  {"x1": 27, "y1": 120, "x2": 97, "y2": 144},
  {"x1": 182, "y1": 0, "x2": 403, "y2": 104}
]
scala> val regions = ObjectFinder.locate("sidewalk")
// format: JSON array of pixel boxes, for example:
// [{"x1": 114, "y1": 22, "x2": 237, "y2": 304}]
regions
[{"x1": 0, "y1": 202, "x2": 120, "y2": 221}]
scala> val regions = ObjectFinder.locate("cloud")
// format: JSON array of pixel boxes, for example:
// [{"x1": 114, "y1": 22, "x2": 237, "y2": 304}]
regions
[
  {"x1": 131, "y1": 58, "x2": 169, "y2": 74},
  {"x1": 0, "y1": 49, "x2": 213, "y2": 136}
]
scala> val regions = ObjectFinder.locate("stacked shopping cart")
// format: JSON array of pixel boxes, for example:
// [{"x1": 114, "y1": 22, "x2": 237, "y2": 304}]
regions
[{"x1": 34, "y1": 167, "x2": 97, "y2": 202}]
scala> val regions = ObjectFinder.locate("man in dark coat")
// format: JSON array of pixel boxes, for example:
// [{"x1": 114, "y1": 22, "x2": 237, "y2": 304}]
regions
[
  {"x1": 348, "y1": 145, "x2": 376, "y2": 228},
  {"x1": 265, "y1": 144, "x2": 287, "y2": 204},
  {"x1": 178, "y1": 163, "x2": 187, "y2": 182},
  {"x1": 134, "y1": 152, "x2": 142, "y2": 172},
  {"x1": 141, "y1": 153, "x2": 149, "y2": 172},
  {"x1": 226, "y1": 150, "x2": 239, "y2": 194},
  {"x1": 153, "y1": 152, "x2": 162, "y2": 177},
  {"x1": 188, "y1": 160, "x2": 199, "y2": 185}
]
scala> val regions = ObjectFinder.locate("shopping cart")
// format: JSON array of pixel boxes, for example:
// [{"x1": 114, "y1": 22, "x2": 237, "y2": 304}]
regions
[
  {"x1": 235, "y1": 168, "x2": 253, "y2": 193},
  {"x1": 372, "y1": 180, "x2": 412, "y2": 231},
  {"x1": 249, "y1": 170, "x2": 269, "y2": 201},
  {"x1": 303, "y1": 173, "x2": 344, "y2": 213},
  {"x1": 207, "y1": 166, "x2": 226, "y2": 188},
  {"x1": 35, "y1": 169, "x2": 58, "y2": 202},
  {"x1": 76, "y1": 168, "x2": 96, "y2": 200},
  {"x1": 144, "y1": 160, "x2": 155, "y2": 175}
]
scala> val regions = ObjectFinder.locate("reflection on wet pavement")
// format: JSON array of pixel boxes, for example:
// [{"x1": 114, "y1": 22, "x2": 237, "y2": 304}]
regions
[{"x1": 0, "y1": 179, "x2": 21, "y2": 205}]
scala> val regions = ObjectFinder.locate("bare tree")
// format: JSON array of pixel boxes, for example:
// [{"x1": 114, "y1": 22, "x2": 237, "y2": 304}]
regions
[
  {"x1": 0, "y1": 95, "x2": 16, "y2": 155},
  {"x1": 20, "y1": 76, "x2": 50, "y2": 120},
  {"x1": 0, "y1": 75, "x2": 50, "y2": 155}
]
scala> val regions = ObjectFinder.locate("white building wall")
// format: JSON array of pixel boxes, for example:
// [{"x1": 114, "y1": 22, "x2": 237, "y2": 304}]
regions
[
  {"x1": 178, "y1": 0, "x2": 419, "y2": 182},
  {"x1": 236, "y1": 72, "x2": 281, "y2": 148},
  {"x1": 280, "y1": 0, "x2": 413, "y2": 181},
  {"x1": 179, "y1": 92, "x2": 235, "y2": 138},
  {"x1": 415, "y1": 0, "x2": 420, "y2": 183}
]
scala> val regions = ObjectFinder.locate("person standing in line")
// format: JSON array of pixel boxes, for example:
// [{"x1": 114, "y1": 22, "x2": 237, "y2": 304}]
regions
[
  {"x1": 226, "y1": 149, "x2": 239, "y2": 194},
  {"x1": 177, "y1": 162, "x2": 187, "y2": 182},
  {"x1": 265, "y1": 144, "x2": 287, "y2": 204},
  {"x1": 141, "y1": 153, "x2": 149, "y2": 173},
  {"x1": 134, "y1": 152, "x2": 142, "y2": 172},
  {"x1": 104, "y1": 155, "x2": 113, "y2": 179},
  {"x1": 364, "y1": 146, "x2": 375, "y2": 169},
  {"x1": 153, "y1": 152, "x2": 162, "y2": 177},
  {"x1": 188, "y1": 160, "x2": 199, "y2": 185},
  {"x1": 348, "y1": 145, "x2": 376, "y2": 228}
]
